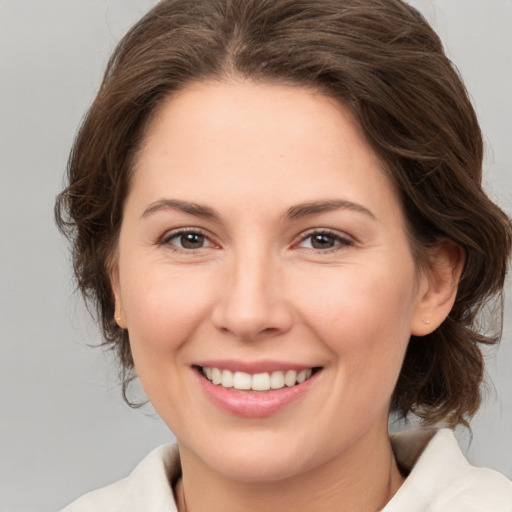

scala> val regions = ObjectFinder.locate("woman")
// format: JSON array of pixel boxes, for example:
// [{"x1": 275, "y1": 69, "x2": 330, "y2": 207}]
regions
[{"x1": 56, "y1": 0, "x2": 512, "y2": 510}]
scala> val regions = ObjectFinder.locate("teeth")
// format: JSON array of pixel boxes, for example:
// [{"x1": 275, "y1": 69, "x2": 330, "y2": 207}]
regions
[
  {"x1": 201, "y1": 367, "x2": 315, "y2": 390},
  {"x1": 297, "y1": 369, "x2": 308, "y2": 383},
  {"x1": 284, "y1": 370, "x2": 297, "y2": 387},
  {"x1": 270, "y1": 371, "x2": 285, "y2": 389},
  {"x1": 221, "y1": 369, "x2": 233, "y2": 388},
  {"x1": 211, "y1": 367, "x2": 222, "y2": 385},
  {"x1": 252, "y1": 373, "x2": 270, "y2": 391},
  {"x1": 233, "y1": 371, "x2": 252, "y2": 390}
]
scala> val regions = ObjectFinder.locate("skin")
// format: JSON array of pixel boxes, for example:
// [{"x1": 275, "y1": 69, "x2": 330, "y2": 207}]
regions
[{"x1": 111, "y1": 79, "x2": 462, "y2": 512}]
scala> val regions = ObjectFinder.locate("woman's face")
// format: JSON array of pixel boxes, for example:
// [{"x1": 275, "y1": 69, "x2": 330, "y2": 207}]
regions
[{"x1": 112, "y1": 80, "x2": 430, "y2": 482}]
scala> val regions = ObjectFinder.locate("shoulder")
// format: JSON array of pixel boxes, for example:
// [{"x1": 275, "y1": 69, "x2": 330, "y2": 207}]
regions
[
  {"x1": 427, "y1": 430, "x2": 512, "y2": 511},
  {"x1": 437, "y1": 464, "x2": 512, "y2": 511},
  {"x1": 59, "y1": 444, "x2": 180, "y2": 512},
  {"x1": 59, "y1": 477, "x2": 130, "y2": 512},
  {"x1": 385, "y1": 428, "x2": 512, "y2": 511}
]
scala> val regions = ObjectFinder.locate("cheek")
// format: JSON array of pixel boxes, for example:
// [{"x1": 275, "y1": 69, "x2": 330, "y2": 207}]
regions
[
  {"x1": 293, "y1": 262, "x2": 416, "y2": 369},
  {"x1": 119, "y1": 265, "x2": 220, "y2": 410},
  {"x1": 120, "y1": 264, "x2": 216, "y2": 356}
]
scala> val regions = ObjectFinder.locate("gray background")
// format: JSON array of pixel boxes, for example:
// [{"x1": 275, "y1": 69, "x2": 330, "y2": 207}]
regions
[{"x1": 0, "y1": 1, "x2": 511, "y2": 511}]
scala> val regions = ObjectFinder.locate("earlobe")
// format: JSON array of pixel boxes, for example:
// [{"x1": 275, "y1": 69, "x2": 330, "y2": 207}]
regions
[
  {"x1": 114, "y1": 308, "x2": 127, "y2": 329},
  {"x1": 410, "y1": 240, "x2": 464, "y2": 336},
  {"x1": 110, "y1": 265, "x2": 127, "y2": 329}
]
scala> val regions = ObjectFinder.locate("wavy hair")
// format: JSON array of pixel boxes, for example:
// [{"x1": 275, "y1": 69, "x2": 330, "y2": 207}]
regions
[{"x1": 55, "y1": 0, "x2": 512, "y2": 426}]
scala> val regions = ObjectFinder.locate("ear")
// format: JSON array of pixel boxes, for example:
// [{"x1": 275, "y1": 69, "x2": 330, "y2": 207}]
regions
[
  {"x1": 410, "y1": 239, "x2": 464, "y2": 336},
  {"x1": 110, "y1": 264, "x2": 127, "y2": 329}
]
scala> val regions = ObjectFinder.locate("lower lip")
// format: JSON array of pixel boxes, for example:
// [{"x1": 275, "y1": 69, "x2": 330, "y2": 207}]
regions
[{"x1": 196, "y1": 370, "x2": 319, "y2": 418}]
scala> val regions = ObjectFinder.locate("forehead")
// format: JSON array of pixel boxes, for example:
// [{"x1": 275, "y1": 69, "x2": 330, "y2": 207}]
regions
[
  {"x1": 137, "y1": 79, "x2": 375, "y2": 165},
  {"x1": 129, "y1": 79, "x2": 401, "y2": 220}
]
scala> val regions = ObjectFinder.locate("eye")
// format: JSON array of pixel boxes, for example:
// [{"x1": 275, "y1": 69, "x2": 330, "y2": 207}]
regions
[
  {"x1": 161, "y1": 229, "x2": 214, "y2": 250},
  {"x1": 297, "y1": 230, "x2": 353, "y2": 251}
]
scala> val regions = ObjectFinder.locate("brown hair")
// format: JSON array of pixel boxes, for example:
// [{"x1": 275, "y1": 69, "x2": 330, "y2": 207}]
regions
[{"x1": 55, "y1": 0, "x2": 512, "y2": 427}]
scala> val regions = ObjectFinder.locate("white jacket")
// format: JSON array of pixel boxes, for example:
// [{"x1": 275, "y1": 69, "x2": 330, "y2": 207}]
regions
[{"x1": 61, "y1": 428, "x2": 512, "y2": 511}]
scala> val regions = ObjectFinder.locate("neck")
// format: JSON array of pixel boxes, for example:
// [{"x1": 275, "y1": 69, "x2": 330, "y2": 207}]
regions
[{"x1": 176, "y1": 426, "x2": 404, "y2": 512}]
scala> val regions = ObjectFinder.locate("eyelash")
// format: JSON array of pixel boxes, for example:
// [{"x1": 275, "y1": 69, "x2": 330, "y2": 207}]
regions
[
  {"x1": 295, "y1": 229, "x2": 354, "y2": 253},
  {"x1": 159, "y1": 227, "x2": 215, "y2": 252},
  {"x1": 158, "y1": 228, "x2": 354, "y2": 253}
]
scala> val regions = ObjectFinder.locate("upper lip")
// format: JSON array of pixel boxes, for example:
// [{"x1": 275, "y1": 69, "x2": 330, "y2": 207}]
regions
[{"x1": 194, "y1": 359, "x2": 320, "y2": 374}]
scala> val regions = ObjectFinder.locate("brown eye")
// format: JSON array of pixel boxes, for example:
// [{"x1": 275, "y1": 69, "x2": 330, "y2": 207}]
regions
[
  {"x1": 297, "y1": 230, "x2": 353, "y2": 251},
  {"x1": 163, "y1": 230, "x2": 213, "y2": 250},
  {"x1": 180, "y1": 232, "x2": 205, "y2": 249},
  {"x1": 310, "y1": 233, "x2": 337, "y2": 249}
]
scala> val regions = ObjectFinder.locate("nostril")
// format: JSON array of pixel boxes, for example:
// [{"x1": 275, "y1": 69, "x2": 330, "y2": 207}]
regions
[{"x1": 261, "y1": 326, "x2": 280, "y2": 334}]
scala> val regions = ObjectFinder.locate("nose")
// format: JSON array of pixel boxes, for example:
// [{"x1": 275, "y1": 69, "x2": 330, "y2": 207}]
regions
[{"x1": 211, "y1": 249, "x2": 293, "y2": 340}]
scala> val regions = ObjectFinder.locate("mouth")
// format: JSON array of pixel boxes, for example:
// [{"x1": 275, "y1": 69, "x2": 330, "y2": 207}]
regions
[
  {"x1": 194, "y1": 362, "x2": 323, "y2": 417},
  {"x1": 196, "y1": 366, "x2": 322, "y2": 392}
]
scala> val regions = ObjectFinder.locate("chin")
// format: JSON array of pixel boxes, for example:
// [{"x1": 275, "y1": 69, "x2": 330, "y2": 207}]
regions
[
  {"x1": 181, "y1": 430, "x2": 320, "y2": 483},
  {"x1": 208, "y1": 451, "x2": 314, "y2": 483}
]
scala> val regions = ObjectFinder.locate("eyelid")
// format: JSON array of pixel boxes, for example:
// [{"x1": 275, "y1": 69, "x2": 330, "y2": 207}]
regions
[
  {"x1": 157, "y1": 226, "x2": 354, "y2": 252},
  {"x1": 293, "y1": 228, "x2": 355, "y2": 250},
  {"x1": 159, "y1": 226, "x2": 218, "y2": 250}
]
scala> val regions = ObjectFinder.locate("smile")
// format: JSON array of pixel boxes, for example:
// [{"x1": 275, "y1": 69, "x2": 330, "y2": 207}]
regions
[
  {"x1": 195, "y1": 363, "x2": 323, "y2": 417},
  {"x1": 200, "y1": 367, "x2": 316, "y2": 391}
]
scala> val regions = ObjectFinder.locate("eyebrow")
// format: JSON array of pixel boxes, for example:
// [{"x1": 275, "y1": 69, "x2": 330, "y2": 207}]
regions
[
  {"x1": 141, "y1": 198, "x2": 375, "y2": 222},
  {"x1": 142, "y1": 199, "x2": 220, "y2": 220},
  {"x1": 285, "y1": 199, "x2": 375, "y2": 220}
]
